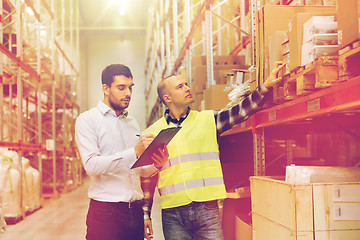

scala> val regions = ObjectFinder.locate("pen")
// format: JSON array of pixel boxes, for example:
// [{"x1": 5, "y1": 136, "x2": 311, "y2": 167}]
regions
[{"x1": 136, "y1": 134, "x2": 140, "y2": 137}]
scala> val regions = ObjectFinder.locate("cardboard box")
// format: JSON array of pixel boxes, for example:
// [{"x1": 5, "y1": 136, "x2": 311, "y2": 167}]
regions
[
  {"x1": 303, "y1": 16, "x2": 336, "y2": 43},
  {"x1": 249, "y1": 80, "x2": 258, "y2": 93},
  {"x1": 191, "y1": 55, "x2": 246, "y2": 66},
  {"x1": 180, "y1": 68, "x2": 187, "y2": 83},
  {"x1": 269, "y1": 31, "x2": 287, "y2": 75},
  {"x1": 190, "y1": 92, "x2": 203, "y2": 111},
  {"x1": 338, "y1": 0, "x2": 360, "y2": 49},
  {"x1": 235, "y1": 214, "x2": 252, "y2": 240},
  {"x1": 282, "y1": 41, "x2": 289, "y2": 55},
  {"x1": 191, "y1": 65, "x2": 249, "y2": 93},
  {"x1": 251, "y1": 176, "x2": 360, "y2": 240},
  {"x1": 285, "y1": 165, "x2": 360, "y2": 183},
  {"x1": 282, "y1": 52, "x2": 290, "y2": 75},
  {"x1": 191, "y1": 56, "x2": 207, "y2": 66},
  {"x1": 256, "y1": 6, "x2": 337, "y2": 83},
  {"x1": 213, "y1": 55, "x2": 246, "y2": 66},
  {"x1": 301, "y1": 44, "x2": 338, "y2": 66},
  {"x1": 203, "y1": 84, "x2": 230, "y2": 110},
  {"x1": 288, "y1": 13, "x2": 336, "y2": 72}
]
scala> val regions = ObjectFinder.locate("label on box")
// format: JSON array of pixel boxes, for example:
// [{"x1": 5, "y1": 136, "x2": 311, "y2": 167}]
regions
[
  {"x1": 269, "y1": 111, "x2": 276, "y2": 122},
  {"x1": 334, "y1": 203, "x2": 360, "y2": 221},
  {"x1": 307, "y1": 98, "x2": 320, "y2": 112},
  {"x1": 333, "y1": 185, "x2": 360, "y2": 202},
  {"x1": 338, "y1": 30, "x2": 342, "y2": 45},
  {"x1": 46, "y1": 139, "x2": 55, "y2": 151}
]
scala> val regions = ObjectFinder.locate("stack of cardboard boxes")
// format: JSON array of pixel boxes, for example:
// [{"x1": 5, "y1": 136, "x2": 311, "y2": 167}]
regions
[
  {"x1": 338, "y1": 0, "x2": 360, "y2": 80},
  {"x1": 338, "y1": 0, "x2": 360, "y2": 50},
  {"x1": 301, "y1": 16, "x2": 338, "y2": 66},
  {"x1": 190, "y1": 55, "x2": 249, "y2": 111},
  {"x1": 255, "y1": 5, "x2": 337, "y2": 88}
]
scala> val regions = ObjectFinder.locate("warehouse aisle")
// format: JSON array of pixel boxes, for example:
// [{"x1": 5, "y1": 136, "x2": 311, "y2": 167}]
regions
[{"x1": 1, "y1": 177, "x2": 165, "y2": 240}]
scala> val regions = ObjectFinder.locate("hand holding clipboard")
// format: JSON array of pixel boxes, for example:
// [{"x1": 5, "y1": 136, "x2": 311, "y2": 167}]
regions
[{"x1": 131, "y1": 127, "x2": 181, "y2": 169}]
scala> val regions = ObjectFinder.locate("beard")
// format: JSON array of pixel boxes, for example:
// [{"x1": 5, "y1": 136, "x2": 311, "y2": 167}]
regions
[{"x1": 108, "y1": 92, "x2": 130, "y2": 111}]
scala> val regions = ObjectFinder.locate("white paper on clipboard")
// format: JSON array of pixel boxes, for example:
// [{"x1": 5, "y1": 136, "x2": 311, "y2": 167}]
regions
[{"x1": 131, "y1": 127, "x2": 181, "y2": 169}]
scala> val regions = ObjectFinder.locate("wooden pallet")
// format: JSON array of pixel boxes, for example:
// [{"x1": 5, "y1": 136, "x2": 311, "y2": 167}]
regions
[
  {"x1": 287, "y1": 56, "x2": 339, "y2": 96},
  {"x1": 273, "y1": 57, "x2": 339, "y2": 103},
  {"x1": 339, "y1": 40, "x2": 360, "y2": 81}
]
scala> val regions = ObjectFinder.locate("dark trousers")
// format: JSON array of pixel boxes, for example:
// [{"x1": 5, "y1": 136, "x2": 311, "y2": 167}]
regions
[{"x1": 86, "y1": 199, "x2": 144, "y2": 240}]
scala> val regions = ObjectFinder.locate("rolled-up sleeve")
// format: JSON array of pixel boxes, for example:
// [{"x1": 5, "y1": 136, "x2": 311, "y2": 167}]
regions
[{"x1": 214, "y1": 84, "x2": 270, "y2": 134}]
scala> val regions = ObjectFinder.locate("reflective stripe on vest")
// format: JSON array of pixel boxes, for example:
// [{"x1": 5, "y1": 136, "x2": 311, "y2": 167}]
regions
[
  {"x1": 158, "y1": 176, "x2": 224, "y2": 196},
  {"x1": 161, "y1": 152, "x2": 219, "y2": 170}
]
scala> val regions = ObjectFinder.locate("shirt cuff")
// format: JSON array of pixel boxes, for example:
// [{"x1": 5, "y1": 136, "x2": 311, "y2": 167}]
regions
[
  {"x1": 144, "y1": 211, "x2": 151, "y2": 220},
  {"x1": 140, "y1": 164, "x2": 160, "y2": 177},
  {"x1": 122, "y1": 147, "x2": 137, "y2": 169},
  {"x1": 259, "y1": 83, "x2": 270, "y2": 95}
]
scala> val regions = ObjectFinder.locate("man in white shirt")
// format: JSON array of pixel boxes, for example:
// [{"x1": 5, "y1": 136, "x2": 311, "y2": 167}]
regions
[{"x1": 75, "y1": 64, "x2": 168, "y2": 240}]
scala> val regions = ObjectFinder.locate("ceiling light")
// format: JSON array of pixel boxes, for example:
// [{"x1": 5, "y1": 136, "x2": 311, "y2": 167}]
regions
[
  {"x1": 119, "y1": 6, "x2": 126, "y2": 16},
  {"x1": 26, "y1": 7, "x2": 34, "y2": 16}
]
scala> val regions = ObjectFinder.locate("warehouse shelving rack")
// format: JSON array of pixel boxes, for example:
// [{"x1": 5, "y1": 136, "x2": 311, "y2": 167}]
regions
[
  {"x1": 0, "y1": 0, "x2": 81, "y2": 218},
  {"x1": 144, "y1": 0, "x2": 355, "y2": 182},
  {"x1": 144, "y1": 0, "x2": 360, "y2": 237},
  {"x1": 221, "y1": 75, "x2": 360, "y2": 177},
  {"x1": 144, "y1": 0, "x2": 251, "y2": 126}
]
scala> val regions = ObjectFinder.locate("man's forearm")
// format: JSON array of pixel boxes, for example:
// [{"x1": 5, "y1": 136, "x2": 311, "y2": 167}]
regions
[{"x1": 214, "y1": 84, "x2": 270, "y2": 134}]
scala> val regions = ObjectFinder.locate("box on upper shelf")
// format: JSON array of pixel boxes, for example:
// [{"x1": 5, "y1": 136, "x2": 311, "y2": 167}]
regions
[
  {"x1": 288, "y1": 13, "x2": 337, "y2": 72},
  {"x1": 268, "y1": 31, "x2": 287, "y2": 77},
  {"x1": 256, "y1": 5, "x2": 337, "y2": 85},
  {"x1": 203, "y1": 84, "x2": 230, "y2": 111},
  {"x1": 338, "y1": 0, "x2": 360, "y2": 49},
  {"x1": 301, "y1": 43, "x2": 338, "y2": 66},
  {"x1": 191, "y1": 65, "x2": 249, "y2": 93},
  {"x1": 300, "y1": 16, "x2": 339, "y2": 67},
  {"x1": 303, "y1": 16, "x2": 337, "y2": 43},
  {"x1": 191, "y1": 55, "x2": 246, "y2": 67}
]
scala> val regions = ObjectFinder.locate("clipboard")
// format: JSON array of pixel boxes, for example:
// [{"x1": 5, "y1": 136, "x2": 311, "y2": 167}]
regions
[{"x1": 131, "y1": 127, "x2": 181, "y2": 169}]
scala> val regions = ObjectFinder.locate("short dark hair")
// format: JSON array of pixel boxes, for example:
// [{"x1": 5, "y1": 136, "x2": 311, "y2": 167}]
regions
[{"x1": 101, "y1": 64, "x2": 133, "y2": 86}]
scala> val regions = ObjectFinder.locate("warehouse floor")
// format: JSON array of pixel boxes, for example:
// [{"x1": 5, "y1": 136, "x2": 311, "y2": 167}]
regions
[{"x1": 1, "y1": 177, "x2": 165, "y2": 240}]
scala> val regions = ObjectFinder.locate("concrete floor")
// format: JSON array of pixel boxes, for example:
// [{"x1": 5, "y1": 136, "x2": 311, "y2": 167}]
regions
[{"x1": 1, "y1": 178, "x2": 164, "y2": 240}]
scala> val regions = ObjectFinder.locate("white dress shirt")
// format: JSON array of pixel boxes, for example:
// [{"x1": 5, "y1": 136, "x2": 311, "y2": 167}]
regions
[{"x1": 75, "y1": 101, "x2": 157, "y2": 202}]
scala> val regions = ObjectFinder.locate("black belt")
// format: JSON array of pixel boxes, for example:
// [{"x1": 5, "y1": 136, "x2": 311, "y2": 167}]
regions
[{"x1": 90, "y1": 199, "x2": 143, "y2": 208}]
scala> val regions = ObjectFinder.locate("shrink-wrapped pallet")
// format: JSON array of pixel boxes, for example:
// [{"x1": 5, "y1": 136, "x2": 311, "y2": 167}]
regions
[
  {"x1": 32, "y1": 168, "x2": 41, "y2": 210},
  {"x1": 22, "y1": 158, "x2": 33, "y2": 212},
  {"x1": 3, "y1": 168, "x2": 21, "y2": 218},
  {"x1": 22, "y1": 158, "x2": 41, "y2": 212},
  {"x1": 0, "y1": 158, "x2": 10, "y2": 232},
  {"x1": 1, "y1": 151, "x2": 21, "y2": 219}
]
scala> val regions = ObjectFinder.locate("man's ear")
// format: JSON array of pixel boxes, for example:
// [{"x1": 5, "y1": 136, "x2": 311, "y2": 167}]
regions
[
  {"x1": 163, "y1": 94, "x2": 171, "y2": 105},
  {"x1": 102, "y1": 84, "x2": 109, "y2": 96}
]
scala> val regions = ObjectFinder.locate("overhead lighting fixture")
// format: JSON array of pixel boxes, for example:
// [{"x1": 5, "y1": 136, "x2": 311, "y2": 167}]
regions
[
  {"x1": 119, "y1": 6, "x2": 126, "y2": 16},
  {"x1": 26, "y1": 7, "x2": 34, "y2": 16}
]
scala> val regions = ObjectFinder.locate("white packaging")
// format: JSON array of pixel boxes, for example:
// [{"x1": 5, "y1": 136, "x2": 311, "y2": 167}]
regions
[
  {"x1": 0, "y1": 161, "x2": 10, "y2": 232},
  {"x1": 303, "y1": 16, "x2": 336, "y2": 43},
  {"x1": 3, "y1": 168, "x2": 21, "y2": 218},
  {"x1": 21, "y1": 158, "x2": 41, "y2": 213},
  {"x1": 310, "y1": 33, "x2": 338, "y2": 45},
  {"x1": 301, "y1": 44, "x2": 338, "y2": 66}
]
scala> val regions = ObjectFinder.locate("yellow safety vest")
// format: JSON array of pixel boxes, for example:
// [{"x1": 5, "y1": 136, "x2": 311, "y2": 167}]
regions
[{"x1": 143, "y1": 110, "x2": 227, "y2": 209}]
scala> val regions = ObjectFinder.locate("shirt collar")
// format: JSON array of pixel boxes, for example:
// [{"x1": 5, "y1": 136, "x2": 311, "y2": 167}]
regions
[
  {"x1": 165, "y1": 107, "x2": 190, "y2": 125},
  {"x1": 97, "y1": 101, "x2": 128, "y2": 118}
]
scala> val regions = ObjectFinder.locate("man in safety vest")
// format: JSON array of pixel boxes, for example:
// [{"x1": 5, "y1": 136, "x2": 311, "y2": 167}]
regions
[{"x1": 143, "y1": 62, "x2": 285, "y2": 239}]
